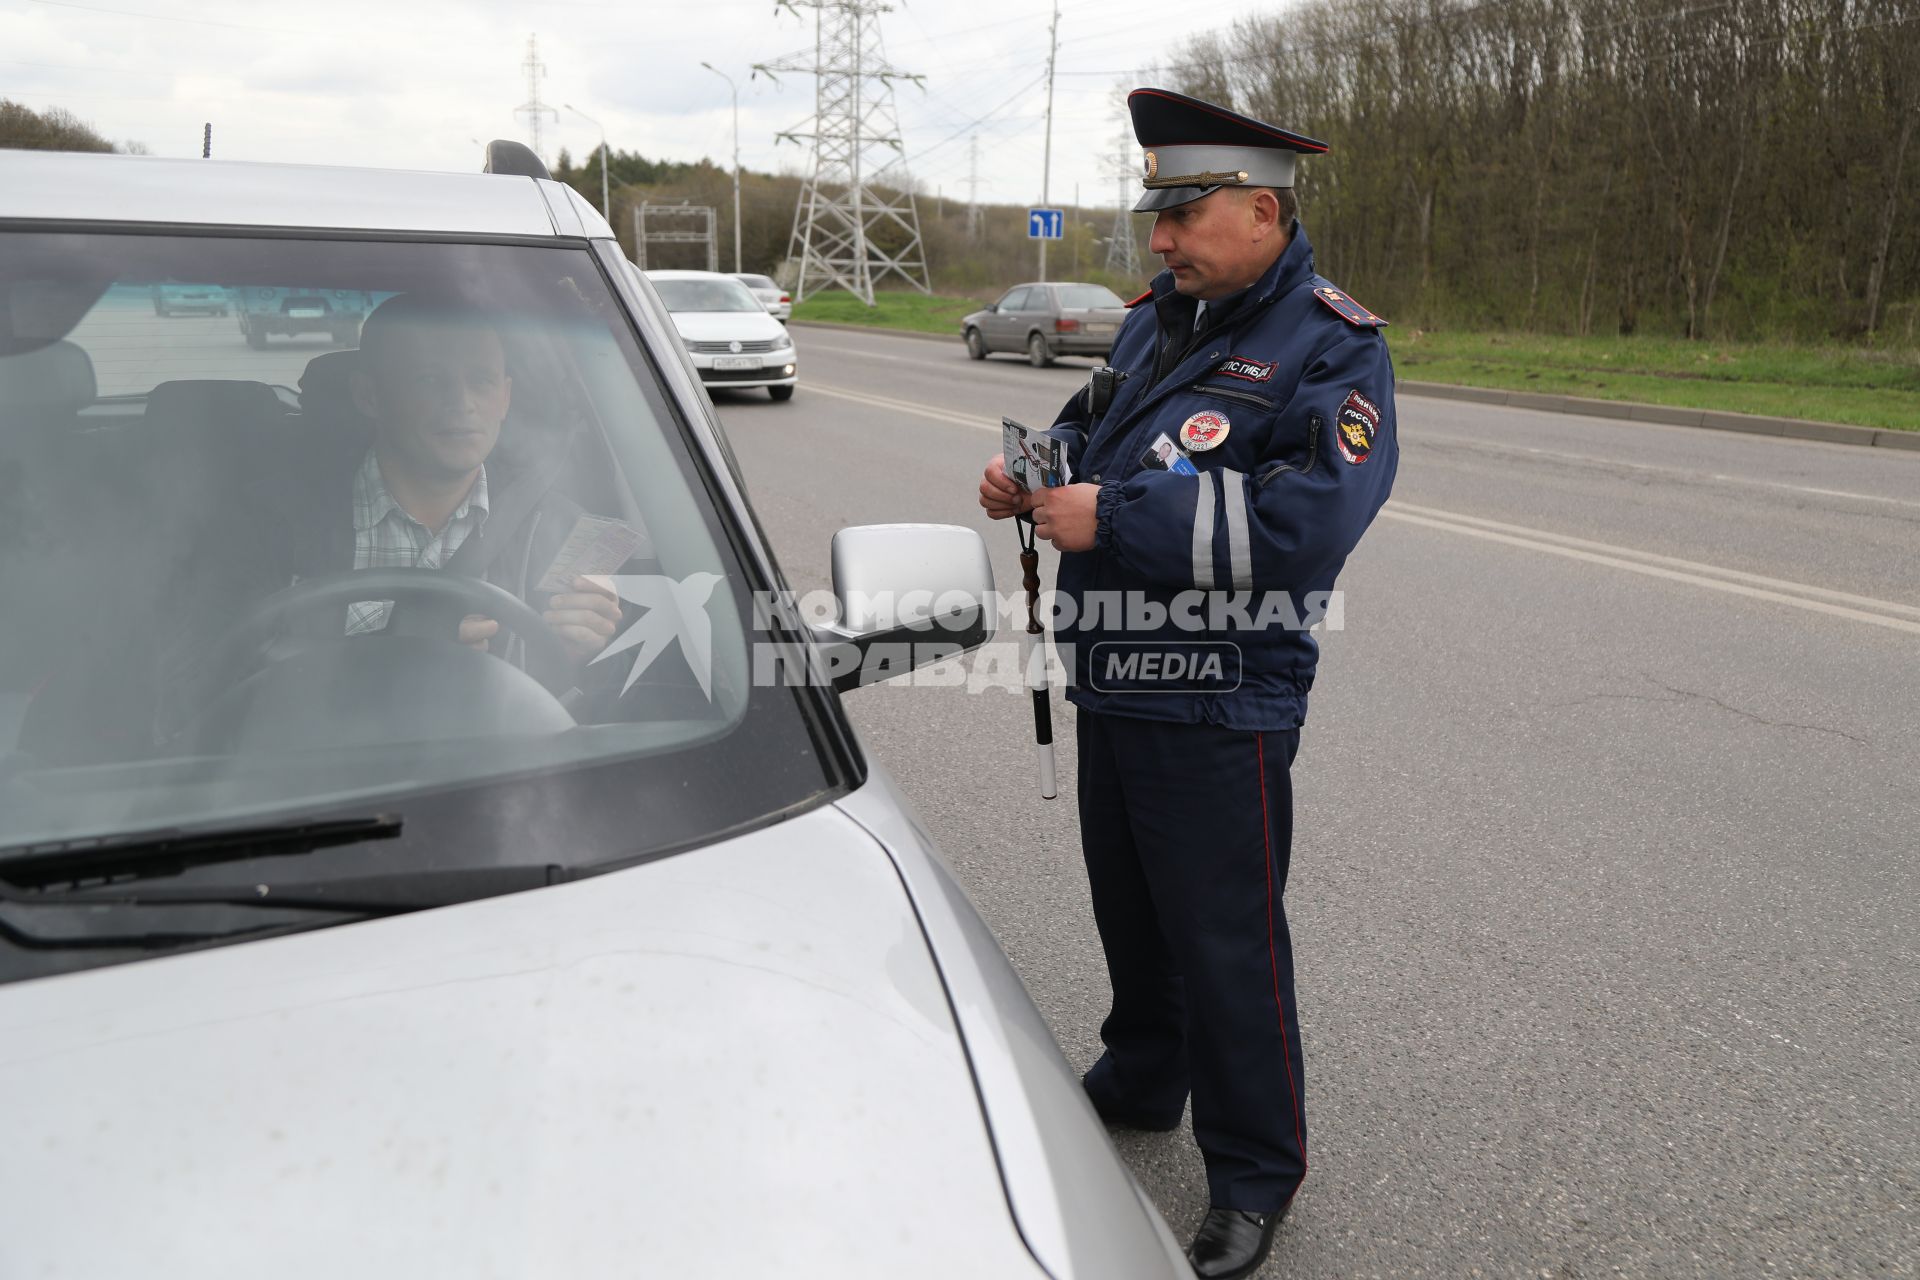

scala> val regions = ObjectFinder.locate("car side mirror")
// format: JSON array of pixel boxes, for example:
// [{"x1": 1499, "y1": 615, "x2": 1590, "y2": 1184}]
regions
[{"x1": 811, "y1": 524, "x2": 994, "y2": 692}]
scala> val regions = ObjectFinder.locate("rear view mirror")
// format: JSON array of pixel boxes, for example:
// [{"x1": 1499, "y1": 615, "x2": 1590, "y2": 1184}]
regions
[{"x1": 811, "y1": 525, "x2": 994, "y2": 692}]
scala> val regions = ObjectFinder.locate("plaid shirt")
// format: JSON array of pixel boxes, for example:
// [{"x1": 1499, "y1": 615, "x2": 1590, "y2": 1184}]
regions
[{"x1": 346, "y1": 450, "x2": 490, "y2": 635}]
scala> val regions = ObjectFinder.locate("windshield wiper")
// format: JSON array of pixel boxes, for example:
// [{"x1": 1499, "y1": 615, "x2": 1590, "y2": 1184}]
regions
[
  {"x1": 25, "y1": 864, "x2": 568, "y2": 914},
  {"x1": 0, "y1": 814, "x2": 403, "y2": 886}
]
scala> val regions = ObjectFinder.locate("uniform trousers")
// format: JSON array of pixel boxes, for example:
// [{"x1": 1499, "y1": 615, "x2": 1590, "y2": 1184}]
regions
[{"x1": 1076, "y1": 708, "x2": 1307, "y2": 1213}]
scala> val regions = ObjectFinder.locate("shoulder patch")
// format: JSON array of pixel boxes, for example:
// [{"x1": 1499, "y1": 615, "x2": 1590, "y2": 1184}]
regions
[
  {"x1": 1125, "y1": 289, "x2": 1154, "y2": 309},
  {"x1": 1312, "y1": 285, "x2": 1388, "y2": 329}
]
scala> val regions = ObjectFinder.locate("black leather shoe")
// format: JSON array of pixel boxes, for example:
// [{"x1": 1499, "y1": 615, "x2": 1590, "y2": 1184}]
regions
[
  {"x1": 1185, "y1": 1204, "x2": 1286, "y2": 1279},
  {"x1": 1080, "y1": 1071, "x2": 1183, "y2": 1132}
]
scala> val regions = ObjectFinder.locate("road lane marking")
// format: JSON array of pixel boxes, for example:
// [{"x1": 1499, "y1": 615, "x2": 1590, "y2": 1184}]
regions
[
  {"x1": 801, "y1": 380, "x2": 1920, "y2": 634},
  {"x1": 802, "y1": 341, "x2": 1093, "y2": 379},
  {"x1": 1389, "y1": 500, "x2": 1920, "y2": 620},
  {"x1": 808, "y1": 382, "x2": 1000, "y2": 432},
  {"x1": 1382, "y1": 506, "x2": 1920, "y2": 636},
  {"x1": 1411, "y1": 434, "x2": 1920, "y2": 512}
]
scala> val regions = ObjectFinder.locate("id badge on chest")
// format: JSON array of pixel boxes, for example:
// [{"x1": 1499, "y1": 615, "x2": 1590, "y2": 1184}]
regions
[{"x1": 1140, "y1": 431, "x2": 1199, "y2": 476}]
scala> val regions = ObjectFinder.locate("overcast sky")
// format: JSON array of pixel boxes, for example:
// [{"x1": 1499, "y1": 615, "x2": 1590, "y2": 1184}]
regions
[{"x1": 2, "y1": 0, "x2": 1283, "y2": 212}]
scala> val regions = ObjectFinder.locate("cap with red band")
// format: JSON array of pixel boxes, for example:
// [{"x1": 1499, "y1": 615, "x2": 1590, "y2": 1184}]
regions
[{"x1": 1129, "y1": 87, "x2": 1330, "y2": 213}]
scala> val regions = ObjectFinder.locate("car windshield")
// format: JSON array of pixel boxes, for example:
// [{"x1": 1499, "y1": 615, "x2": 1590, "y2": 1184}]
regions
[
  {"x1": 651, "y1": 277, "x2": 763, "y2": 314},
  {"x1": 1054, "y1": 284, "x2": 1125, "y2": 310},
  {"x1": 0, "y1": 231, "x2": 833, "y2": 903}
]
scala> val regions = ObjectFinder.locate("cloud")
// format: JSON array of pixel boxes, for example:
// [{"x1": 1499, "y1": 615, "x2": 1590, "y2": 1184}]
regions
[{"x1": 3, "y1": 0, "x2": 1276, "y2": 209}]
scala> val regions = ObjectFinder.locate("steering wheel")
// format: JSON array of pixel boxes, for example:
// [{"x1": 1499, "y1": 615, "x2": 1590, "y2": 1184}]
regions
[{"x1": 202, "y1": 568, "x2": 576, "y2": 696}]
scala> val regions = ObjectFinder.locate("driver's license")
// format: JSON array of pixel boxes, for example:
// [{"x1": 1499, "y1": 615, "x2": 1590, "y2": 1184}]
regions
[{"x1": 537, "y1": 514, "x2": 650, "y2": 592}]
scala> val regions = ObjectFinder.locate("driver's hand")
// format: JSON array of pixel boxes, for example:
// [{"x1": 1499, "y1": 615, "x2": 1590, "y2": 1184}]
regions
[
  {"x1": 459, "y1": 614, "x2": 499, "y2": 652},
  {"x1": 545, "y1": 576, "x2": 622, "y2": 665}
]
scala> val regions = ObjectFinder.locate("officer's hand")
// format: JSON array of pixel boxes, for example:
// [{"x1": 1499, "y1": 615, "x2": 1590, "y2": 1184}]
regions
[
  {"x1": 459, "y1": 614, "x2": 499, "y2": 652},
  {"x1": 545, "y1": 575, "x2": 623, "y2": 665},
  {"x1": 979, "y1": 454, "x2": 1035, "y2": 520},
  {"x1": 1031, "y1": 482, "x2": 1099, "y2": 552}
]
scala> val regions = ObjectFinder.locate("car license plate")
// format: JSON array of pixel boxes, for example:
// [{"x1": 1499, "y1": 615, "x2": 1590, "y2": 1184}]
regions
[
  {"x1": 1087, "y1": 323, "x2": 1114, "y2": 334},
  {"x1": 287, "y1": 308, "x2": 324, "y2": 319},
  {"x1": 712, "y1": 355, "x2": 759, "y2": 370}
]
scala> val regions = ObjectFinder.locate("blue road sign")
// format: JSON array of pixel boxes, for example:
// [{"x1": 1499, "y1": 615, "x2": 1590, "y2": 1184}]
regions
[{"x1": 1027, "y1": 208, "x2": 1065, "y2": 240}]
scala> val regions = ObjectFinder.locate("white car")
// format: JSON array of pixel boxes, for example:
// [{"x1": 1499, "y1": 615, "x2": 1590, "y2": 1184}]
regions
[
  {"x1": 648, "y1": 269, "x2": 798, "y2": 401},
  {"x1": 732, "y1": 271, "x2": 793, "y2": 322},
  {"x1": 0, "y1": 143, "x2": 1189, "y2": 1279}
]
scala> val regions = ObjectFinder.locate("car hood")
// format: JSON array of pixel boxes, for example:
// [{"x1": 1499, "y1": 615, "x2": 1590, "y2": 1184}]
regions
[
  {"x1": 0, "y1": 805, "x2": 1038, "y2": 1277},
  {"x1": 667, "y1": 309, "x2": 790, "y2": 343}
]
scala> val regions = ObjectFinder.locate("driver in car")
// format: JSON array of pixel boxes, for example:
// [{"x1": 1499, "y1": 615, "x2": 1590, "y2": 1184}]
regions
[{"x1": 345, "y1": 293, "x2": 622, "y2": 663}]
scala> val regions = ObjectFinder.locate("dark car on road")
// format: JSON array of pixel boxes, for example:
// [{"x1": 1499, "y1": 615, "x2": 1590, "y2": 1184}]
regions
[
  {"x1": 235, "y1": 285, "x2": 371, "y2": 348},
  {"x1": 960, "y1": 282, "x2": 1129, "y2": 367}
]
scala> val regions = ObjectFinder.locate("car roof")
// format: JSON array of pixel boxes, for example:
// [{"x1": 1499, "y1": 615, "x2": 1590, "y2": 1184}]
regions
[
  {"x1": 0, "y1": 151, "x2": 614, "y2": 239},
  {"x1": 646, "y1": 270, "x2": 740, "y2": 280}
]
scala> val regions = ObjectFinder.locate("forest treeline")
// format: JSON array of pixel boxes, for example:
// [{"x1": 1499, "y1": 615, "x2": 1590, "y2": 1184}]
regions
[
  {"x1": 552, "y1": 148, "x2": 1147, "y2": 298},
  {"x1": 1168, "y1": 0, "x2": 1919, "y2": 342},
  {"x1": 0, "y1": 100, "x2": 139, "y2": 154}
]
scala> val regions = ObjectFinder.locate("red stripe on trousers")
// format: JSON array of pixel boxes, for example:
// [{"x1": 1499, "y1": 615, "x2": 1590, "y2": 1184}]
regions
[{"x1": 1258, "y1": 731, "x2": 1308, "y2": 1177}]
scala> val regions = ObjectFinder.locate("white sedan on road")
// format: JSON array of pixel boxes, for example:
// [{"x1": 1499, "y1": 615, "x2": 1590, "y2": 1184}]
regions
[
  {"x1": 732, "y1": 272, "x2": 793, "y2": 322},
  {"x1": 648, "y1": 269, "x2": 798, "y2": 401}
]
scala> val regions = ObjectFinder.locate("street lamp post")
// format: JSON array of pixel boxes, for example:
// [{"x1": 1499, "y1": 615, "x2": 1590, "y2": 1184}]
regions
[
  {"x1": 700, "y1": 62, "x2": 743, "y2": 274},
  {"x1": 563, "y1": 103, "x2": 610, "y2": 220}
]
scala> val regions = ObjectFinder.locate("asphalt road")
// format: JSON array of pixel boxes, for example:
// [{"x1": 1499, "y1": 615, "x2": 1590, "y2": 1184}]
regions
[{"x1": 714, "y1": 325, "x2": 1918, "y2": 1279}]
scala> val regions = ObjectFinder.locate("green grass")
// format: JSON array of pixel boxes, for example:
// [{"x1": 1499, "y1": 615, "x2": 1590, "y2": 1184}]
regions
[
  {"x1": 790, "y1": 290, "x2": 982, "y2": 336},
  {"x1": 791, "y1": 291, "x2": 1920, "y2": 432},
  {"x1": 1388, "y1": 330, "x2": 1920, "y2": 432}
]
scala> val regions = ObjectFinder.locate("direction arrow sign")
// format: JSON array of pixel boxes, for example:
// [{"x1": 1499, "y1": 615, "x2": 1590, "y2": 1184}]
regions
[{"x1": 1027, "y1": 208, "x2": 1065, "y2": 240}]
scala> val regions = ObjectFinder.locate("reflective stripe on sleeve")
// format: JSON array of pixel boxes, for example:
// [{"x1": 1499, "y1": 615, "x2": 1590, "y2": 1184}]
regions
[
  {"x1": 1221, "y1": 468, "x2": 1252, "y2": 590},
  {"x1": 1191, "y1": 473, "x2": 1217, "y2": 589}
]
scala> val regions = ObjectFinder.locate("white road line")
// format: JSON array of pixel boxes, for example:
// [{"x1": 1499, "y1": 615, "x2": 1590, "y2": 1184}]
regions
[
  {"x1": 1411, "y1": 434, "x2": 1920, "y2": 511},
  {"x1": 808, "y1": 382, "x2": 1000, "y2": 432},
  {"x1": 803, "y1": 380, "x2": 1920, "y2": 634},
  {"x1": 802, "y1": 340, "x2": 1089, "y2": 379},
  {"x1": 1389, "y1": 500, "x2": 1920, "y2": 621},
  {"x1": 1382, "y1": 508, "x2": 1920, "y2": 636}
]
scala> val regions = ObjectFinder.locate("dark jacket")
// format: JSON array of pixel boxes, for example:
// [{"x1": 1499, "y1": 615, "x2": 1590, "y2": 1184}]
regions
[{"x1": 1046, "y1": 221, "x2": 1399, "y2": 731}]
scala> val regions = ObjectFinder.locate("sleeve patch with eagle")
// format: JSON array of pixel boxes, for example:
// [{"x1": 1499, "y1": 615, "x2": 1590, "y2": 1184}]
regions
[{"x1": 1335, "y1": 389, "x2": 1381, "y2": 464}]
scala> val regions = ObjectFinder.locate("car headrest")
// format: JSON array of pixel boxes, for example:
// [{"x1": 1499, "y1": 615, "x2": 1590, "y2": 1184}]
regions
[
  {"x1": 0, "y1": 341, "x2": 98, "y2": 418},
  {"x1": 298, "y1": 348, "x2": 374, "y2": 443},
  {"x1": 143, "y1": 379, "x2": 289, "y2": 438},
  {"x1": 136, "y1": 381, "x2": 293, "y2": 528}
]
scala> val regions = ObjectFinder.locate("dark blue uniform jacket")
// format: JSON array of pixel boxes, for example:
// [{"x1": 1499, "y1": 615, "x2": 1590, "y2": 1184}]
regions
[{"x1": 1047, "y1": 221, "x2": 1398, "y2": 731}]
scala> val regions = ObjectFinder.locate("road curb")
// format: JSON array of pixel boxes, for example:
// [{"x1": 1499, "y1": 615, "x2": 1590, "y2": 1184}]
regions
[
  {"x1": 791, "y1": 322, "x2": 1920, "y2": 450},
  {"x1": 1397, "y1": 379, "x2": 1917, "y2": 451}
]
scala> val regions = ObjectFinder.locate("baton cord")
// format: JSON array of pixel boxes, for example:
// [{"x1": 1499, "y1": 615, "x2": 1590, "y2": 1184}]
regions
[{"x1": 1016, "y1": 514, "x2": 1057, "y2": 800}]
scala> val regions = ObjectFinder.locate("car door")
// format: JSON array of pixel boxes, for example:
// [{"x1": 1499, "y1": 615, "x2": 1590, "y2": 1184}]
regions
[
  {"x1": 1026, "y1": 286, "x2": 1059, "y2": 345},
  {"x1": 989, "y1": 287, "x2": 1029, "y2": 348}
]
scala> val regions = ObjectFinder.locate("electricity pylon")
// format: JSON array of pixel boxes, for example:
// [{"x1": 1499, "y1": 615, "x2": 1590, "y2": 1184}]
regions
[
  {"x1": 515, "y1": 35, "x2": 558, "y2": 163},
  {"x1": 755, "y1": 0, "x2": 931, "y2": 305},
  {"x1": 965, "y1": 134, "x2": 982, "y2": 243},
  {"x1": 1103, "y1": 132, "x2": 1142, "y2": 279}
]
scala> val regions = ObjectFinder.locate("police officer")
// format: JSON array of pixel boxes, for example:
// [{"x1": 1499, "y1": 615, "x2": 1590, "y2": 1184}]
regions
[{"x1": 979, "y1": 88, "x2": 1398, "y2": 1278}]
